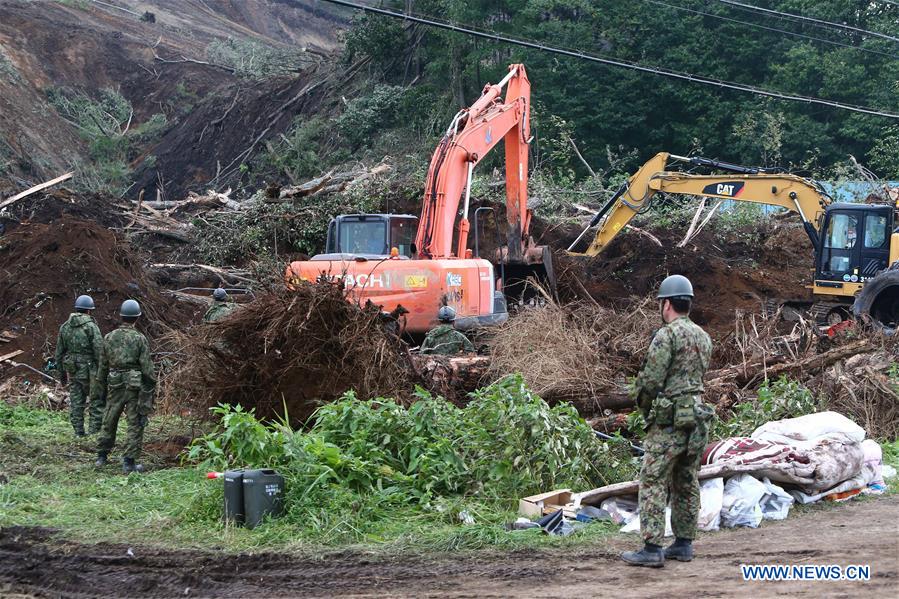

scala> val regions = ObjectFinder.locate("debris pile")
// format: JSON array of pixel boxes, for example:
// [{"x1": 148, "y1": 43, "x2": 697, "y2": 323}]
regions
[
  {"x1": 554, "y1": 223, "x2": 812, "y2": 335},
  {"x1": 488, "y1": 298, "x2": 656, "y2": 409},
  {"x1": 158, "y1": 281, "x2": 413, "y2": 423}
]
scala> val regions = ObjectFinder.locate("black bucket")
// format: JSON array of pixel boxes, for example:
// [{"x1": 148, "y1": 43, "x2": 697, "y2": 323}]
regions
[{"x1": 242, "y1": 468, "x2": 285, "y2": 529}]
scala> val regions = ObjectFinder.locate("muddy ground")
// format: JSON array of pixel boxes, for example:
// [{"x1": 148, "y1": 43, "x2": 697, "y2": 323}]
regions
[{"x1": 1, "y1": 495, "x2": 895, "y2": 598}]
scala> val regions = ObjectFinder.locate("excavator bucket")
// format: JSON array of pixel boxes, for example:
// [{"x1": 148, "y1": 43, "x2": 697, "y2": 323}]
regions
[{"x1": 500, "y1": 244, "x2": 557, "y2": 305}]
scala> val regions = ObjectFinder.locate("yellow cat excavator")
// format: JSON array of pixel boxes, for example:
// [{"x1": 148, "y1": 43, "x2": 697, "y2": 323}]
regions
[{"x1": 567, "y1": 152, "x2": 899, "y2": 330}]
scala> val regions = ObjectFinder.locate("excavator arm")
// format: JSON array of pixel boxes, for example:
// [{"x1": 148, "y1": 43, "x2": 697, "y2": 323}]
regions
[
  {"x1": 568, "y1": 152, "x2": 832, "y2": 256},
  {"x1": 416, "y1": 64, "x2": 533, "y2": 262}
]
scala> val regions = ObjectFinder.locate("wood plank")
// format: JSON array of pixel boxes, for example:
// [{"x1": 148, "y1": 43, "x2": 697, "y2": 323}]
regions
[
  {"x1": 0, "y1": 349, "x2": 25, "y2": 363},
  {"x1": 0, "y1": 172, "x2": 74, "y2": 210}
]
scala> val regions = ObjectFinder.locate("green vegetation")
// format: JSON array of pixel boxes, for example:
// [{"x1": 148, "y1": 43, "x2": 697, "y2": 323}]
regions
[
  {"x1": 0, "y1": 47, "x2": 21, "y2": 84},
  {"x1": 46, "y1": 87, "x2": 166, "y2": 195},
  {"x1": 343, "y1": 0, "x2": 899, "y2": 178},
  {"x1": 190, "y1": 181, "x2": 385, "y2": 265},
  {"x1": 711, "y1": 376, "x2": 817, "y2": 439},
  {"x1": 0, "y1": 378, "x2": 630, "y2": 553},
  {"x1": 206, "y1": 38, "x2": 310, "y2": 80}
]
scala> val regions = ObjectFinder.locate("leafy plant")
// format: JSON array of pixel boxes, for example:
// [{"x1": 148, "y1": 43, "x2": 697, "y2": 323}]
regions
[
  {"x1": 188, "y1": 375, "x2": 638, "y2": 515},
  {"x1": 46, "y1": 87, "x2": 166, "y2": 194},
  {"x1": 712, "y1": 376, "x2": 818, "y2": 439}
]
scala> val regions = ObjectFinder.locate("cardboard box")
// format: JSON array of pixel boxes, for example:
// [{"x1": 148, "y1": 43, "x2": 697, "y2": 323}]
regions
[{"x1": 518, "y1": 489, "x2": 573, "y2": 518}]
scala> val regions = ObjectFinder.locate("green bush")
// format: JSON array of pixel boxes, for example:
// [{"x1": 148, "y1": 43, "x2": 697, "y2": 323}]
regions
[
  {"x1": 188, "y1": 375, "x2": 638, "y2": 512},
  {"x1": 46, "y1": 87, "x2": 166, "y2": 194},
  {"x1": 336, "y1": 85, "x2": 407, "y2": 149},
  {"x1": 712, "y1": 376, "x2": 818, "y2": 439},
  {"x1": 206, "y1": 38, "x2": 308, "y2": 80}
]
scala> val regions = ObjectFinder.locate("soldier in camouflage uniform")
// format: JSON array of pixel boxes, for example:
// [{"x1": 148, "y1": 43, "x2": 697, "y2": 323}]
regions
[
  {"x1": 55, "y1": 295, "x2": 105, "y2": 436},
  {"x1": 95, "y1": 300, "x2": 156, "y2": 474},
  {"x1": 203, "y1": 288, "x2": 238, "y2": 323},
  {"x1": 419, "y1": 306, "x2": 475, "y2": 355},
  {"x1": 621, "y1": 275, "x2": 713, "y2": 568}
]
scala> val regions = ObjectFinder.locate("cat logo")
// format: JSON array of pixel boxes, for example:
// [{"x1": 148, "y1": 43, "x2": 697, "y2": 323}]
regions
[{"x1": 702, "y1": 181, "x2": 744, "y2": 197}]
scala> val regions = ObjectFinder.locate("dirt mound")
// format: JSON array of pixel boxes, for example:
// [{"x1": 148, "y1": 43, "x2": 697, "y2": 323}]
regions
[
  {"x1": 159, "y1": 282, "x2": 412, "y2": 424},
  {"x1": 0, "y1": 188, "x2": 125, "y2": 231},
  {"x1": 556, "y1": 224, "x2": 813, "y2": 335},
  {"x1": 0, "y1": 217, "x2": 199, "y2": 374}
]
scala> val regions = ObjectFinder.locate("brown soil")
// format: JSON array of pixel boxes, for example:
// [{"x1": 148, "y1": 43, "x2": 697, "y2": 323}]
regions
[
  {"x1": 556, "y1": 223, "x2": 814, "y2": 336},
  {"x1": 1, "y1": 495, "x2": 895, "y2": 598},
  {"x1": 0, "y1": 0, "x2": 342, "y2": 193},
  {"x1": 0, "y1": 216, "x2": 199, "y2": 373}
]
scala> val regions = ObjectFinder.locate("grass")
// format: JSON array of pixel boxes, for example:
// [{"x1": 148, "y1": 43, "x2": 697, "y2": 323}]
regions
[
  {"x1": 0, "y1": 400, "x2": 620, "y2": 555},
  {"x1": 2, "y1": 399, "x2": 896, "y2": 557}
]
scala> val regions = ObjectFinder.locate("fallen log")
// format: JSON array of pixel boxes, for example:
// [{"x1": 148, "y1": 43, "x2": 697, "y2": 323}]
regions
[
  {"x1": 0, "y1": 172, "x2": 74, "y2": 210},
  {"x1": 705, "y1": 338, "x2": 873, "y2": 389},
  {"x1": 151, "y1": 263, "x2": 256, "y2": 285},
  {"x1": 411, "y1": 354, "x2": 491, "y2": 401}
]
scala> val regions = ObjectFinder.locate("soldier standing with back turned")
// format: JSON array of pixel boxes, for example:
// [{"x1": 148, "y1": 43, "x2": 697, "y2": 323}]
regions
[
  {"x1": 621, "y1": 275, "x2": 713, "y2": 568},
  {"x1": 95, "y1": 300, "x2": 156, "y2": 474},
  {"x1": 55, "y1": 295, "x2": 105, "y2": 436}
]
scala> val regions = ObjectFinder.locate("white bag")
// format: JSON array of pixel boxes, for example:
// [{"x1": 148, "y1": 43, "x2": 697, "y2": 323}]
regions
[
  {"x1": 721, "y1": 474, "x2": 765, "y2": 528},
  {"x1": 751, "y1": 411, "x2": 865, "y2": 447},
  {"x1": 759, "y1": 477, "x2": 793, "y2": 520},
  {"x1": 698, "y1": 477, "x2": 724, "y2": 531},
  {"x1": 621, "y1": 507, "x2": 673, "y2": 537},
  {"x1": 600, "y1": 496, "x2": 638, "y2": 525}
]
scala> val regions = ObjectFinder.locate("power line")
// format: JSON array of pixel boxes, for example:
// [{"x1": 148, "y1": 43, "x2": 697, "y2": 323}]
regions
[
  {"x1": 716, "y1": 0, "x2": 899, "y2": 43},
  {"x1": 318, "y1": 0, "x2": 899, "y2": 119},
  {"x1": 643, "y1": 0, "x2": 897, "y2": 58}
]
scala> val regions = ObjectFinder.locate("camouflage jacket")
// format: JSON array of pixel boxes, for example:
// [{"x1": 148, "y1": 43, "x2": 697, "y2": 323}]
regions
[
  {"x1": 420, "y1": 324, "x2": 475, "y2": 355},
  {"x1": 54, "y1": 313, "x2": 103, "y2": 374},
  {"x1": 97, "y1": 323, "x2": 156, "y2": 389},
  {"x1": 203, "y1": 302, "x2": 238, "y2": 323},
  {"x1": 633, "y1": 316, "x2": 712, "y2": 420}
]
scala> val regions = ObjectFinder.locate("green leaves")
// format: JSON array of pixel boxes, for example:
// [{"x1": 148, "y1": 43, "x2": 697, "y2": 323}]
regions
[
  {"x1": 711, "y1": 375, "x2": 818, "y2": 439},
  {"x1": 187, "y1": 376, "x2": 638, "y2": 515}
]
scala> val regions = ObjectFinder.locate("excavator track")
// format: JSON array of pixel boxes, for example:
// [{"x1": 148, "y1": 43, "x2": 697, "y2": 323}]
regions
[{"x1": 763, "y1": 298, "x2": 850, "y2": 326}]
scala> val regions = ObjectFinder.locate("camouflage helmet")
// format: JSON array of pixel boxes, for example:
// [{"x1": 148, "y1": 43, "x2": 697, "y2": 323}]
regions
[
  {"x1": 74, "y1": 295, "x2": 95, "y2": 310},
  {"x1": 120, "y1": 299, "x2": 142, "y2": 317},
  {"x1": 437, "y1": 305, "x2": 456, "y2": 322},
  {"x1": 212, "y1": 288, "x2": 228, "y2": 301},
  {"x1": 657, "y1": 274, "x2": 694, "y2": 300}
]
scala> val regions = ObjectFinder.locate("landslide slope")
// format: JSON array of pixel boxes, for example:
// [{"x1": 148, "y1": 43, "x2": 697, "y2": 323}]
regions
[{"x1": 0, "y1": 0, "x2": 342, "y2": 190}]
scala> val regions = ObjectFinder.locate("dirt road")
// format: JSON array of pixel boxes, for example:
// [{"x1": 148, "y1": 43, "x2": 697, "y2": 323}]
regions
[{"x1": 1, "y1": 495, "x2": 896, "y2": 598}]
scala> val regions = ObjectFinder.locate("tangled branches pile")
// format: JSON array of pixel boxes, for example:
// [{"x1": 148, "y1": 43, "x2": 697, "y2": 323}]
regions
[
  {"x1": 158, "y1": 281, "x2": 412, "y2": 423},
  {"x1": 488, "y1": 297, "x2": 657, "y2": 408}
]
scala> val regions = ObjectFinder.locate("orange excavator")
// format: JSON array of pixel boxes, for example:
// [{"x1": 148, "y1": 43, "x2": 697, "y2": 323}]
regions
[{"x1": 286, "y1": 64, "x2": 552, "y2": 334}]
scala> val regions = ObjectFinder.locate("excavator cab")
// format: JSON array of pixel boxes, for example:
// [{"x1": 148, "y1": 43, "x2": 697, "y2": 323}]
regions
[
  {"x1": 816, "y1": 204, "x2": 892, "y2": 286},
  {"x1": 316, "y1": 214, "x2": 418, "y2": 260}
]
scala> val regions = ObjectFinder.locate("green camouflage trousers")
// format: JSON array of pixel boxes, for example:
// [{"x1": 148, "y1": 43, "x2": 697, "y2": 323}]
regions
[
  {"x1": 638, "y1": 422, "x2": 709, "y2": 545},
  {"x1": 97, "y1": 387, "x2": 145, "y2": 460},
  {"x1": 69, "y1": 375, "x2": 105, "y2": 435}
]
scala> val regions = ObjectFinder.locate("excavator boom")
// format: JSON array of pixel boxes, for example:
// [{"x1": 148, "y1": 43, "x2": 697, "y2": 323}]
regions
[
  {"x1": 568, "y1": 152, "x2": 899, "y2": 328},
  {"x1": 287, "y1": 64, "x2": 548, "y2": 334}
]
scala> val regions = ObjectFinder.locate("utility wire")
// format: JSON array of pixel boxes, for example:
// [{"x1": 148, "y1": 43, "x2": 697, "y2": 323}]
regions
[
  {"x1": 643, "y1": 0, "x2": 898, "y2": 58},
  {"x1": 716, "y1": 0, "x2": 899, "y2": 43},
  {"x1": 319, "y1": 0, "x2": 899, "y2": 119}
]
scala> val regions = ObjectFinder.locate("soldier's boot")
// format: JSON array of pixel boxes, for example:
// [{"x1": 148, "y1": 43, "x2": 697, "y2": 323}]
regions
[
  {"x1": 94, "y1": 452, "x2": 108, "y2": 468},
  {"x1": 621, "y1": 543, "x2": 665, "y2": 568},
  {"x1": 122, "y1": 458, "x2": 145, "y2": 474},
  {"x1": 664, "y1": 538, "x2": 694, "y2": 562}
]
